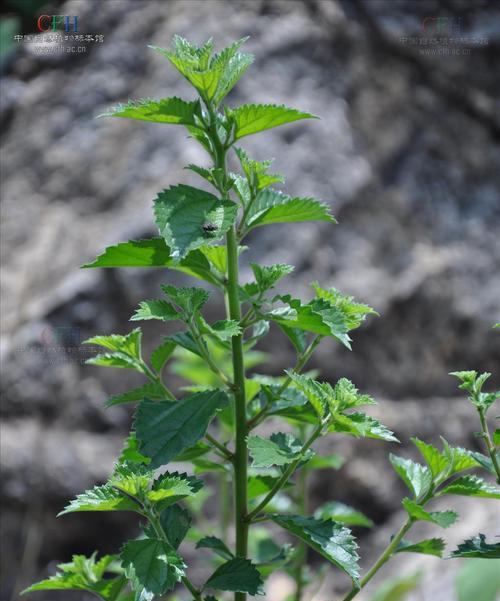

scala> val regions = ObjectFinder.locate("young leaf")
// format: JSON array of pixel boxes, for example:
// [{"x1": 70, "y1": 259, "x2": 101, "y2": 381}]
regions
[
  {"x1": 151, "y1": 338, "x2": 177, "y2": 373},
  {"x1": 98, "y1": 97, "x2": 202, "y2": 127},
  {"x1": 84, "y1": 328, "x2": 142, "y2": 359},
  {"x1": 121, "y1": 538, "x2": 185, "y2": 596},
  {"x1": 250, "y1": 262, "x2": 294, "y2": 293},
  {"x1": 227, "y1": 103, "x2": 317, "y2": 139},
  {"x1": 312, "y1": 283, "x2": 377, "y2": 331},
  {"x1": 205, "y1": 558, "x2": 263, "y2": 595},
  {"x1": 200, "y1": 318, "x2": 242, "y2": 342},
  {"x1": 449, "y1": 534, "x2": 500, "y2": 558},
  {"x1": 118, "y1": 433, "x2": 151, "y2": 466},
  {"x1": 389, "y1": 455, "x2": 432, "y2": 501},
  {"x1": 314, "y1": 501, "x2": 374, "y2": 528},
  {"x1": 22, "y1": 553, "x2": 126, "y2": 600},
  {"x1": 439, "y1": 475, "x2": 500, "y2": 499},
  {"x1": 411, "y1": 438, "x2": 450, "y2": 479},
  {"x1": 82, "y1": 238, "x2": 222, "y2": 287},
  {"x1": 245, "y1": 189, "x2": 334, "y2": 230},
  {"x1": 58, "y1": 484, "x2": 140, "y2": 515},
  {"x1": 147, "y1": 472, "x2": 203, "y2": 509},
  {"x1": 134, "y1": 390, "x2": 230, "y2": 468},
  {"x1": 401, "y1": 498, "x2": 458, "y2": 528},
  {"x1": 196, "y1": 536, "x2": 234, "y2": 560},
  {"x1": 330, "y1": 412, "x2": 398, "y2": 442},
  {"x1": 159, "y1": 504, "x2": 192, "y2": 550},
  {"x1": 131, "y1": 299, "x2": 180, "y2": 322},
  {"x1": 395, "y1": 538, "x2": 445, "y2": 558},
  {"x1": 105, "y1": 382, "x2": 166, "y2": 408},
  {"x1": 234, "y1": 147, "x2": 284, "y2": 192},
  {"x1": 154, "y1": 185, "x2": 237, "y2": 259},
  {"x1": 269, "y1": 296, "x2": 350, "y2": 348},
  {"x1": 247, "y1": 432, "x2": 311, "y2": 468},
  {"x1": 287, "y1": 371, "x2": 328, "y2": 419},
  {"x1": 271, "y1": 514, "x2": 360, "y2": 584}
]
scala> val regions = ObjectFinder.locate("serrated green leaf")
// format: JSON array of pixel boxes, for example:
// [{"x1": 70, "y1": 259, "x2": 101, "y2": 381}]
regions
[
  {"x1": 131, "y1": 299, "x2": 180, "y2": 323},
  {"x1": 159, "y1": 504, "x2": 192, "y2": 550},
  {"x1": 134, "y1": 390, "x2": 230, "y2": 468},
  {"x1": 234, "y1": 147, "x2": 284, "y2": 193},
  {"x1": 411, "y1": 438, "x2": 449, "y2": 479},
  {"x1": 314, "y1": 501, "x2": 374, "y2": 528},
  {"x1": 401, "y1": 498, "x2": 457, "y2": 528},
  {"x1": 196, "y1": 536, "x2": 234, "y2": 560},
  {"x1": 161, "y1": 285, "x2": 210, "y2": 314},
  {"x1": 106, "y1": 382, "x2": 167, "y2": 408},
  {"x1": 151, "y1": 37, "x2": 252, "y2": 104},
  {"x1": 332, "y1": 378, "x2": 377, "y2": 410},
  {"x1": 248, "y1": 432, "x2": 310, "y2": 468},
  {"x1": 279, "y1": 324, "x2": 308, "y2": 353},
  {"x1": 470, "y1": 451, "x2": 499, "y2": 475},
  {"x1": 250, "y1": 262, "x2": 294, "y2": 293},
  {"x1": 84, "y1": 328, "x2": 142, "y2": 359},
  {"x1": 154, "y1": 185, "x2": 237, "y2": 259},
  {"x1": 121, "y1": 538, "x2": 185, "y2": 596},
  {"x1": 200, "y1": 318, "x2": 242, "y2": 342},
  {"x1": 287, "y1": 371, "x2": 327, "y2": 418},
  {"x1": 245, "y1": 189, "x2": 334, "y2": 230},
  {"x1": 439, "y1": 475, "x2": 500, "y2": 499},
  {"x1": 22, "y1": 553, "x2": 126, "y2": 600},
  {"x1": 58, "y1": 484, "x2": 140, "y2": 515},
  {"x1": 151, "y1": 338, "x2": 177, "y2": 373},
  {"x1": 450, "y1": 534, "x2": 500, "y2": 558},
  {"x1": 82, "y1": 238, "x2": 222, "y2": 287},
  {"x1": 147, "y1": 472, "x2": 202, "y2": 509},
  {"x1": 389, "y1": 455, "x2": 432, "y2": 501},
  {"x1": 118, "y1": 433, "x2": 151, "y2": 466},
  {"x1": 86, "y1": 352, "x2": 143, "y2": 371},
  {"x1": 396, "y1": 537, "x2": 445, "y2": 557},
  {"x1": 228, "y1": 103, "x2": 317, "y2": 139},
  {"x1": 271, "y1": 514, "x2": 360, "y2": 584},
  {"x1": 312, "y1": 283, "x2": 377, "y2": 331},
  {"x1": 269, "y1": 296, "x2": 350, "y2": 348},
  {"x1": 205, "y1": 558, "x2": 263, "y2": 595},
  {"x1": 330, "y1": 412, "x2": 398, "y2": 442},
  {"x1": 98, "y1": 96, "x2": 202, "y2": 127}
]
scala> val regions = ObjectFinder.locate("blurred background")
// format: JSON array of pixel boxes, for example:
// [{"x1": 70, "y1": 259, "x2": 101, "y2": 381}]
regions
[{"x1": 1, "y1": 0, "x2": 499, "y2": 600}]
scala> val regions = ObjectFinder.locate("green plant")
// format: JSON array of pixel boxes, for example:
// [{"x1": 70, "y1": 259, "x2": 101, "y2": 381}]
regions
[{"x1": 23, "y1": 37, "x2": 500, "y2": 601}]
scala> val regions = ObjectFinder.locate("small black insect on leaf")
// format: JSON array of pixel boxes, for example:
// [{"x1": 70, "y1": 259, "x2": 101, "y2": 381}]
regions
[{"x1": 202, "y1": 222, "x2": 218, "y2": 236}]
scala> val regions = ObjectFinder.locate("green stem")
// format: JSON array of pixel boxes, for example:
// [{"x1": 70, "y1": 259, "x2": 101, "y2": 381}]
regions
[
  {"x1": 248, "y1": 335, "x2": 322, "y2": 429},
  {"x1": 478, "y1": 408, "x2": 500, "y2": 484},
  {"x1": 341, "y1": 518, "x2": 414, "y2": 601},
  {"x1": 205, "y1": 433, "x2": 233, "y2": 460},
  {"x1": 227, "y1": 225, "x2": 249, "y2": 601},
  {"x1": 247, "y1": 422, "x2": 323, "y2": 521},
  {"x1": 293, "y1": 425, "x2": 309, "y2": 601}
]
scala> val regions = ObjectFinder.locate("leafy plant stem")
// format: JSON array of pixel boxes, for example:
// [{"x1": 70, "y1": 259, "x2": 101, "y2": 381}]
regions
[
  {"x1": 145, "y1": 510, "x2": 203, "y2": 600},
  {"x1": 293, "y1": 424, "x2": 309, "y2": 601},
  {"x1": 206, "y1": 433, "x2": 233, "y2": 460},
  {"x1": 477, "y1": 408, "x2": 500, "y2": 484},
  {"x1": 340, "y1": 518, "x2": 415, "y2": 601},
  {"x1": 246, "y1": 421, "x2": 325, "y2": 522},
  {"x1": 248, "y1": 335, "x2": 322, "y2": 429}
]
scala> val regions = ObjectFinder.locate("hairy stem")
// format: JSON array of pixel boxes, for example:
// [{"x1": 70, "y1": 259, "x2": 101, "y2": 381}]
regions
[
  {"x1": 341, "y1": 518, "x2": 414, "y2": 601},
  {"x1": 478, "y1": 408, "x2": 500, "y2": 484}
]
